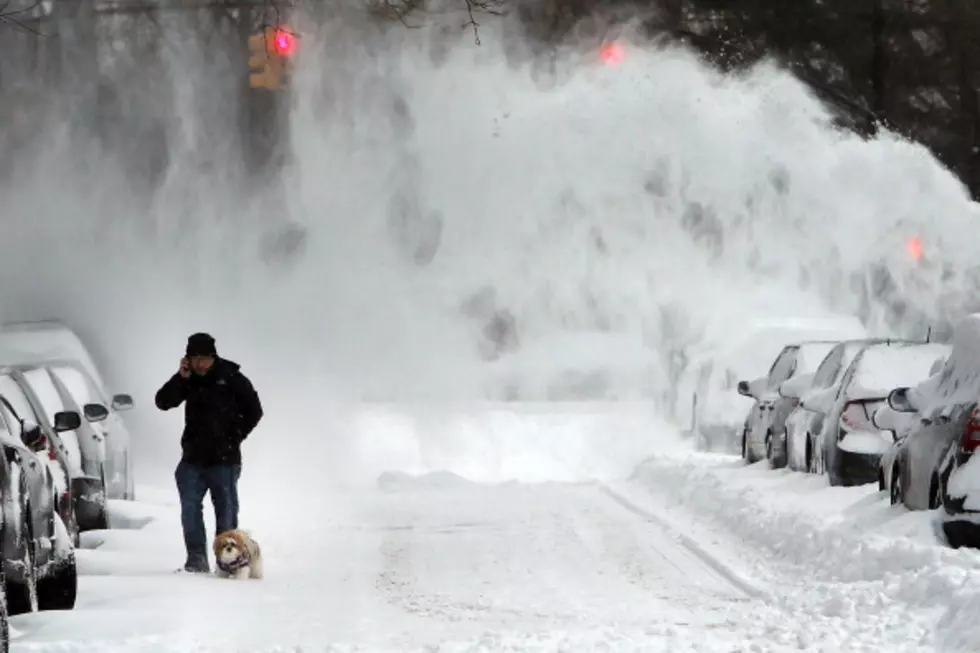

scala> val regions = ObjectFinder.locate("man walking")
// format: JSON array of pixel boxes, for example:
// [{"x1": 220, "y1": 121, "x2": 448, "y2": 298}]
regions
[{"x1": 155, "y1": 332, "x2": 263, "y2": 573}]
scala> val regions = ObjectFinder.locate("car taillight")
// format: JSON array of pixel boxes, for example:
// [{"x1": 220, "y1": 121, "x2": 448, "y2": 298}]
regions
[
  {"x1": 841, "y1": 401, "x2": 867, "y2": 429},
  {"x1": 28, "y1": 433, "x2": 48, "y2": 453},
  {"x1": 963, "y1": 407, "x2": 980, "y2": 453}
]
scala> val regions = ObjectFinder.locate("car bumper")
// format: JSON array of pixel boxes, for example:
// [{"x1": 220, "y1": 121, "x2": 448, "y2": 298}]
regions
[
  {"x1": 833, "y1": 448, "x2": 881, "y2": 486},
  {"x1": 71, "y1": 476, "x2": 107, "y2": 531}
]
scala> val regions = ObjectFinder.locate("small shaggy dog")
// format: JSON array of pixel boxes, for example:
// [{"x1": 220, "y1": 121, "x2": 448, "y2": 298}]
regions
[{"x1": 213, "y1": 529, "x2": 263, "y2": 580}]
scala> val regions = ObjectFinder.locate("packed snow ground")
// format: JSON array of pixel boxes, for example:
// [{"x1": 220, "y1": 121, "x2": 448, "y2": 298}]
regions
[{"x1": 10, "y1": 404, "x2": 980, "y2": 652}]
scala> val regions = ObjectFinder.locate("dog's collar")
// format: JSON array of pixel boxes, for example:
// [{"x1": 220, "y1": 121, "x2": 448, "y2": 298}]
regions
[{"x1": 217, "y1": 553, "x2": 249, "y2": 573}]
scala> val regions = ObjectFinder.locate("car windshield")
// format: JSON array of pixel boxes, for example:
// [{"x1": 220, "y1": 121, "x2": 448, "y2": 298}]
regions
[{"x1": 0, "y1": 374, "x2": 39, "y2": 426}]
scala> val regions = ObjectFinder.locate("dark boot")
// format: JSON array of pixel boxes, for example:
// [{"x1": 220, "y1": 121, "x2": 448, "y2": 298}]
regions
[{"x1": 181, "y1": 553, "x2": 210, "y2": 573}]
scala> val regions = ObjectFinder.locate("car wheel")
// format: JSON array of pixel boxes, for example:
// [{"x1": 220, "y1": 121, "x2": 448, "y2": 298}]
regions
[
  {"x1": 929, "y1": 475, "x2": 942, "y2": 510},
  {"x1": 6, "y1": 498, "x2": 39, "y2": 616},
  {"x1": 37, "y1": 514, "x2": 77, "y2": 611},
  {"x1": 890, "y1": 469, "x2": 902, "y2": 506}
]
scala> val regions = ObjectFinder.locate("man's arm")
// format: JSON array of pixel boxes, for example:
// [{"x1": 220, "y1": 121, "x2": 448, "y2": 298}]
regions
[
  {"x1": 155, "y1": 374, "x2": 189, "y2": 410},
  {"x1": 231, "y1": 372, "x2": 263, "y2": 439}
]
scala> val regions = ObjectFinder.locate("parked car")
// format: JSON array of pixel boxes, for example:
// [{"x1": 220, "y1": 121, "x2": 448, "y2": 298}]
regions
[
  {"x1": 46, "y1": 360, "x2": 134, "y2": 500},
  {"x1": 0, "y1": 578, "x2": 8, "y2": 653},
  {"x1": 13, "y1": 364, "x2": 113, "y2": 532},
  {"x1": 681, "y1": 317, "x2": 866, "y2": 454},
  {"x1": 738, "y1": 340, "x2": 841, "y2": 466},
  {"x1": 784, "y1": 338, "x2": 893, "y2": 473},
  {"x1": 886, "y1": 314, "x2": 980, "y2": 547},
  {"x1": 801, "y1": 341, "x2": 951, "y2": 486},
  {"x1": 874, "y1": 353, "x2": 949, "y2": 507},
  {"x1": 0, "y1": 371, "x2": 79, "y2": 545},
  {"x1": 0, "y1": 396, "x2": 79, "y2": 615}
]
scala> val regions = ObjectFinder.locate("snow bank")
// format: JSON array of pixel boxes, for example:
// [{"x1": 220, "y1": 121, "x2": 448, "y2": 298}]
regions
[{"x1": 626, "y1": 453, "x2": 980, "y2": 651}]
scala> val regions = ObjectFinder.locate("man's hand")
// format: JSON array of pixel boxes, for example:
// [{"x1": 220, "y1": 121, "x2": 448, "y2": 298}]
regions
[{"x1": 179, "y1": 357, "x2": 191, "y2": 379}]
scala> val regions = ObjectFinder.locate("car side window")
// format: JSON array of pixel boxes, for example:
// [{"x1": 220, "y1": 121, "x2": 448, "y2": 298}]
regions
[
  {"x1": 0, "y1": 401, "x2": 21, "y2": 440},
  {"x1": 812, "y1": 347, "x2": 842, "y2": 388},
  {"x1": 768, "y1": 347, "x2": 799, "y2": 389},
  {"x1": 0, "y1": 403, "x2": 14, "y2": 439},
  {"x1": 0, "y1": 375, "x2": 39, "y2": 426},
  {"x1": 837, "y1": 358, "x2": 859, "y2": 399},
  {"x1": 21, "y1": 368, "x2": 68, "y2": 427}
]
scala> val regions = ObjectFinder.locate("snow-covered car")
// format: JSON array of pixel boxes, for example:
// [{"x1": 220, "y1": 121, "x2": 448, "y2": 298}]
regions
[
  {"x1": 482, "y1": 332, "x2": 667, "y2": 403},
  {"x1": 0, "y1": 398, "x2": 78, "y2": 615},
  {"x1": 0, "y1": 372, "x2": 80, "y2": 545},
  {"x1": 681, "y1": 317, "x2": 867, "y2": 455},
  {"x1": 784, "y1": 339, "x2": 894, "y2": 473},
  {"x1": 47, "y1": 360, "x2": 134, "y2": 501},
  {"x1": 0, "y1": 580, "x2": 7, "y2": 653},
  {"x1": 802, "y1": 341, "x2": 951, "y2": 487},
  {"x1": 13, "y1": 364, "x2": 115, "y2": 532},
  {"x1": 739, "y1": 340, "x2": 841, "y2": 466},
  {"x1": 885, "y1": 314, "x2": 980, "y2": 547},
  {"x1": 0, "y1": 321, "x2": 136, "y2": 501},
  {"x1": 873, "y1": 353, "x2": 949, "y2": 507}
]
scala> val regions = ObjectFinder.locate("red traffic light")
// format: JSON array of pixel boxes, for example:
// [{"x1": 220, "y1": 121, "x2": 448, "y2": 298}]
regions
[
  {"x1": 272, "y1": 29, "x2": 297, "y2": 56},
  {"x1": 600, "y1": 43, "x2": 625, "y2": 66},
  {"x1": 907, "y1": 236, "x2": 924, "y2": 261}
]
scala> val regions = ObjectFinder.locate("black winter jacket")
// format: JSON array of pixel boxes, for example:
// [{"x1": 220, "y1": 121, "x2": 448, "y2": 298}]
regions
[{"x1": 154, "y1": 358, "x2": 263, "y2": 467}]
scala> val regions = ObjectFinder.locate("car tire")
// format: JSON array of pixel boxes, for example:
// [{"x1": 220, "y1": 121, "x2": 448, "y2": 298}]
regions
[
  {"x1": 744, "y1": 435, "x2": 758, "y2": 464},
  {"x1": 6, "y1": 497, "x2": 39, "y2": 616},
  {"x1": 929, "y1": 475, "x2": 942, "y2": 510},
  {"x1": 890, "y1": 468, "x2": 902, "y2": 506},
  {"x1": 37, "y1": 515, "x2": 77, "y2": 611}
]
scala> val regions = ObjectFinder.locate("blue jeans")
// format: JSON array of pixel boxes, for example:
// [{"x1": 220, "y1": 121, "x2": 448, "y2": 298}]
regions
[{"x1": 175, "y1": 460, "x2": 241, "y2": 567}]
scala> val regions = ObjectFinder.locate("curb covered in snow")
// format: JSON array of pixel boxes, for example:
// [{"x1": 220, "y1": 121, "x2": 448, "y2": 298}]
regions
[{"x1": 628, "y1": 453, "x2": 980, "y2": 652}]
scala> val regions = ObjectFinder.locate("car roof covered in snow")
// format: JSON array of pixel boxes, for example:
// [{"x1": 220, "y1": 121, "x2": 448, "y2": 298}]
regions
[
  {"x1": 688, "y1": 316, "x2": 867, "y2": 380},
  {"x1": 909, "y1": 314, "x2": 980, "y2": 416},
  {"x1": 849, "y1": 341, "x2": 952, "y2": 401},
  {"x1": 0, "y1": 320, "x2": 106, "y2": 391}
]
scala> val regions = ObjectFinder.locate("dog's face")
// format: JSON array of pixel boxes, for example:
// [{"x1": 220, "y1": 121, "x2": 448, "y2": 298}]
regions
[{"x1": 214, "y1": 531, "x2": 247, "y2": 565}]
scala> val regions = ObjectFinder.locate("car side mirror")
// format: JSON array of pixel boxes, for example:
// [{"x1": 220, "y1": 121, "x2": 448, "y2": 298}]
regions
[
  {"x1": 83, "y1": 403, "x2": 110, "y2": 423},
  {"x1": 736, "y1": 380, "x2": 752, "y2": 398},
  {"x1": 53, "y1": 410, "x2": 81, "y2": 432},
  {"x1": 887, "y1": 387, "x2": 917, "y2": 413},
  {"x1": 111, "y1": 393, "x2": 134, "y2": 412}
]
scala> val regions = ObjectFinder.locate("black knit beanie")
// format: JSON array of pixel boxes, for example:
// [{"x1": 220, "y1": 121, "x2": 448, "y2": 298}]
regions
[{"x1": 186, "y1": 333, "x2": 217, "y2": 357}]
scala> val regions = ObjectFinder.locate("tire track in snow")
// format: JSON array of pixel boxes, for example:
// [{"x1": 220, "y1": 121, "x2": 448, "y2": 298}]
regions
[{"x1": 598, "y1": 484, "x2": 771, "y2": 601}]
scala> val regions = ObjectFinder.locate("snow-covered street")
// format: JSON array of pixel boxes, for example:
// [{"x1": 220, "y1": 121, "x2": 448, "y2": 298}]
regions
[{"x1": 9, "y1": 406, "x2": 980, "y2": 652}]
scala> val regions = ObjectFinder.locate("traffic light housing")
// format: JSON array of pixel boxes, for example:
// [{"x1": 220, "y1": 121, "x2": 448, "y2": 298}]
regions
[{"x1": 248, "y1": 26, "x2": 298, "y2": 90}]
